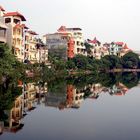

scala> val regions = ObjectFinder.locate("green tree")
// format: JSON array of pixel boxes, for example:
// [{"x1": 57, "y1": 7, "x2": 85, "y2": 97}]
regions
[
  {"x1": 73, "y1": 54, "x2": 88, "y2": 70},
  {"x1": 66, "y1": 59, "x2": 76, "y2": 70},
  {"x1": 0, "y1": 43, "x2": 25, "y2": 83},
  {"x1": 102, "y1": 55, "x2": 122, "y2": 69},
  {"x1": 84, "y1": 41, "x2": 92, "y2": 55},
  {"x1": 122, "y1": 52, "x2": 139, "y2": 68}
]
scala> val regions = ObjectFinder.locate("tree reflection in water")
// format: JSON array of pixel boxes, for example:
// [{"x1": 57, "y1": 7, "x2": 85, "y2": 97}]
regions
[{"x1": 0, "y1": 72, "x2": 140, "y2": 135}]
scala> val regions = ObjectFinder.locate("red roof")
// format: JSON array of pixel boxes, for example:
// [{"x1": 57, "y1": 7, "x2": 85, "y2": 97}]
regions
[
  {"x1": 28, "y1": 30, "x2": 38, "y2": 35},
  {"x1": 88, "y1": 37, "x2": 98, "y2": 44},
  {"x1": 0, "y1": 6, "x2": 5, "y2": 11},
  {"x1": 123, "y1": 44, "x2": 129, "y2": 49},
  {"x1": 4, "y1": 12, "x2": 26, "y2": 21},
  {"x1": 57, "y1": 26, "x2": 67, "y2": 32},
  {"x1": 115, "y1": 42, "x2": 124, "y2": 46},
  {"x1": 115, "y1": 92, "x2": 123, "y2": 96}
]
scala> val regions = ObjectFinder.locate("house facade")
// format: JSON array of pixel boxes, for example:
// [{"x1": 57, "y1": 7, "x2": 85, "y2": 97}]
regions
[
  {"x1": 87, "y1": 37, "x2": 103, "y2": 59},
  {"x1": 0, "y1": 7, "x2": 7, "y2": 43},
  {"x1": 109, "y1": 42, "x2": 131, "y2": 57},
  {"x1": 3, "y1": 11, "x2": 26, "y2": 62}
]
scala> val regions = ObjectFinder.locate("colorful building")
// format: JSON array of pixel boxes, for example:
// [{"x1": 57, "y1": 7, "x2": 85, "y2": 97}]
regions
[
  {"x1": 109, "y1": 42, "x2": 131, "y2": 57},
  {"x1": 87, "y1": 37, "x2": 103, "y2": 59},
  {"x1": 3, "y1": 11, "x2": 26, "y2": 62},
  {"x1": 24, "y1": 30, "x2": 39, "y2": 63},
  {"x1": 58, "y1": 26, "x2": 87, "y2": 57},
  {"x1": 43, "y1": 26, "x2": 86, "y2": 60}
]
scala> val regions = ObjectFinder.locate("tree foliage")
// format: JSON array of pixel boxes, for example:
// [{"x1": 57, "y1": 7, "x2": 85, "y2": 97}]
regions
[{"x1": 122, "y1": 52, "x2": 139, "y2": 68}]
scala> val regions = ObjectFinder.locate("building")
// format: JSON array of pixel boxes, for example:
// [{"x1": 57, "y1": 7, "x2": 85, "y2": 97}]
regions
[
  {"x1": 102, "y1": 43, "x2": 110, "y2": 57},
  {"x1": 0, "y1": 6, "x2": 7, "y2": 43},
  {"x1": 36, "y1": 40, "x2": 48, "y2": 64},
  {"x1": 24, "y1": 30, "x2": 39, "y2": 63},
  {"x1": 120, "y1": 43, "x2": 131, "y2": 57},
  {"x1": 58, "y1": 26, "x2": 87, "y2": 57},
  {"x1": 3, "y1": 11, "x2": 26, "y2": 62},
  {"x1": 108, "y1": 83, "x2": 128, "y2": 96},
  {"x1": 66, "y1": 85, "x2": 85, "y2": 109},
  {"x1": 43, "y1": 33, "x2": 69, "y2": 60},
  {"x1": 109, "y1": 42, "x2": 131, "y2": 57},
  {"x1": 43, "y1": 26, "x2": 86, "y2": 60},
  {"x1": 87, "y1": 37, "x2": 103, "y2": 59}
]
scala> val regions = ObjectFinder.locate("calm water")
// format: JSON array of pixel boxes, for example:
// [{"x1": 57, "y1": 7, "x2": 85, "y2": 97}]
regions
[{"x1": 1, "y1": 73, "x2": 140, "y2": 140}]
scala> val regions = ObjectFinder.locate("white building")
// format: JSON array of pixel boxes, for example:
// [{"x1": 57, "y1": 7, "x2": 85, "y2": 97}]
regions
[
  {"x1": 63, "y1": 27, "x2": 87, "y2": 56},
  {"x1": 0, "y1": 6, "x2": 7, "y2": 43}
]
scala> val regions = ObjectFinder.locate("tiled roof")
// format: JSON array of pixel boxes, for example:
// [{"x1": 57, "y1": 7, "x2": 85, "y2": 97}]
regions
[
  {"x1": 88, "y1": 37, "x2": 99, "y2": 44},
  {"x1": 115, "y1": 42, "x2": 124, "y2": 46},
  {"x1": 123, "y1": 44, "x2": 129, "y2": 49},
  {"x1": 57, "y1": 26, "x2": 67, "y2": 32},
  {"x1": 4, "y1": 12, "x2": 26, "y2": 21},
  {"x1": 28, "y1": 30, "x2": 38, "y2": 35}
]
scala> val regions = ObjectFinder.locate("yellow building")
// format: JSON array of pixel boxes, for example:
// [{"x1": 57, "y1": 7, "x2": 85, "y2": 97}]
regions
[
  {"x1": 4, "y1": 11, "x2": 26, "y2": 62},
  {"x1": 25, "y1": 30, "x2": 39, "y2": 64}
]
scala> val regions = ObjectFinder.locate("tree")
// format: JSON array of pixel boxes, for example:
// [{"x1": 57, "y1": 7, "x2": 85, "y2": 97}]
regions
[
  {"x1": 102, "y1": 55, "x2": 122, "y2": 69},
  {"x1": 84, "y1": 41, "x2": 92, "y2": 55},
  {"x1": 66, "y1": 59, "x2": 76, "y2": 70},
  {"x1": 73, "y1": 54, "x2": 88, "y2": 70},
  {"x1": 0, "y1": 43, "x2": 25, "y2": 82},
  {"x1": 122, "y1": 52, "x2": 139, "y2": 69}
]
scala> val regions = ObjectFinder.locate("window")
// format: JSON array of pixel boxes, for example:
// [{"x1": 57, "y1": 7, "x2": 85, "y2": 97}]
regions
[
  {"x1": 75, "y1": 96, "x2": 78, "y2": 100},
  {"x1": 14, "y1": 19, "x2": 20, "y2": 24},
  {"x1": 5, "y1": 18, "x2": 11, "y2": 23},
  {"x1": 77, "y1": 41, "x2": 80, "y2": 46},
  {"x1": 77, "y1": 48, "x2": 80, "y2": 52},
  {"x1": 81, "y1": 42, "x2": 84, "y2": 46}
]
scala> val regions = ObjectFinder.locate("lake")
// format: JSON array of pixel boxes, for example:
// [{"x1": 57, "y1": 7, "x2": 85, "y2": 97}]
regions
[{"x1": 1, "y1": 72, "x2": 140, "y2": 140}]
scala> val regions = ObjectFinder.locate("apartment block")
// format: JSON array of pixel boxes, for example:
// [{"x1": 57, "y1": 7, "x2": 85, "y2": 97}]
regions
[{"x1": 3, "y1": 11, "x2": 26, "y2": 62}]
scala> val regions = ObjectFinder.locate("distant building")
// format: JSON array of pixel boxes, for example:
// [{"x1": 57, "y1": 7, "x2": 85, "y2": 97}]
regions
[
  {"x1": 108, "y1": 83, "x2": 128, "y2": 96},
  {"x1": 102, "y1": 43, "x2": 110, "y2": 57},
  {"x1": 43, "y1": 33, "x2": 69, "y2": 60},
  {"x1": 58, "y1": 26, "x2": 87, "y2": 57},
  {"x1": 24, "y1": 30, "x2": 39, "y2": 63},
  {"x1": 87, "y1": 37, "x2": 103, "y2": 59},
  {"x1": 66, "y1": 85, "x2": 84, "y2": 109},
  {"x1": 43, "y1": 26, "x2": 87, "y2": 60},
  {"x1": 109, "y1": 42, "x2": 131, "y2": 57}
]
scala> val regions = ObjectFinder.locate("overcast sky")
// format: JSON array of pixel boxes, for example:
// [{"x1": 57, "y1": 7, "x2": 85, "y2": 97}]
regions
[{"x1": 1, "y1": 0, "x2": 140, "y2": 50}]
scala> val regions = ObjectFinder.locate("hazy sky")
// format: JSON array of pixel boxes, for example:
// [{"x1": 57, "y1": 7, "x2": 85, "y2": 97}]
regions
[{"x1": 1, "y1": 0, "x2": 140, "y2": 50}]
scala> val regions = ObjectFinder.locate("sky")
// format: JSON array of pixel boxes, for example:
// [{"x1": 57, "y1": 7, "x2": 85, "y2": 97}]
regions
[{"x1": 1, "y1": 0, "x2": 140, "y2": 50}]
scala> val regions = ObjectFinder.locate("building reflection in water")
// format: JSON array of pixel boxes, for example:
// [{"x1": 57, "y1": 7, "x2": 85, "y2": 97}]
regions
[
  {"x1": 0, "y1": 80, "x2": 130, "y2": 135},
  {"x1": 0, "y1": 81, "x2": 47, "y2": 135}
]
